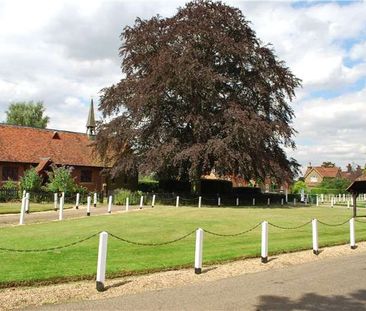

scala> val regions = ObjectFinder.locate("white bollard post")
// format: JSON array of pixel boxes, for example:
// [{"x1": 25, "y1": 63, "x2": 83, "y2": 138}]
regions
[
  {"x1": 267, "y1": 198, "x2": 270, "y2": 206},
  {"x1": 107, "y1": 195, "x2": 112, "y2": 214},
  {"x1": 25, "y1": 192, "x2": 30, "y2": 213},
  {"x1": 54, "y1": 193, "x2": 58, "y2": 211},
  {"x1": 261, "y1": 221, "x2": 268, "y2": 263},
  {"x1": 236, "y1": 197, "x2": 239, "y2": 206},
  {"x1": 176, "y1": 196, "x2": 180, "y2": 208},
  {"x1": 218, "y1": 197, "x2": 221, "y2": 207},
  {"x1": 87, "y1": 196, "x2": 91, "y2": 216},
  {"x1": 139, "y1": 196, "x2": 144, "y2": 209},
  {"x1": 194, "y1": 228, "x2": 204, "y2": 274},
  {"x1": 93, "y1": 193, "x2": 97, "y2": 208},
  {"x1": 75, "y1": 193, "x2": 80, "y2": 209},
  {"x1": 312, "y1": 219, "x2": 319, "y2": 255},
  {"x1": 152, "y1": 194, "x2": 156, "y2": 208},
  {"x1": 331, "y1": 197, "x2": 334, "y2": 208},
  {"x1": 347, "y1": 200, "x2": 350, "y2": 209},
  {"x1": 321, "y1": 194, "x2": 324, "y2": 203},
  {"x1": 96, "y1": 231, "x2": 108, "y2": 292},
  {"x1": 285, "y1": 189, "x2": 288, "y2": 203},
  {"x1": 294, "y1": 198, "x2": 296, "y2": 206},
  {"x1": 126, "y1": 197, "x2": 129, "y2": 211},
  {"x1": 198, "y1": 196, "x2": 202, "y2": 208},
  {"x1": 253, "y1": 198, "x2": 256, "y2": 206},
  {"x1": 350, "y1": 218, "x2": 356, "y2": 249},
  {"x1": 281, "y1": 198, "x2": 284, "y2": 206},
  {"x1": 316, "y1": 195, "x2": 319, "y2": 207},
  {"x1": 59, "y1": 192, "x2": 64, "y2": 221},
  {"x1": 19, "y1": 195, "x2": 26, "y2": 225}
]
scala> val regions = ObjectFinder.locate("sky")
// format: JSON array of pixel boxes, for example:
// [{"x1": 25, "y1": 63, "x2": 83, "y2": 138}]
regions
[{"x1": 0, "y1": 0, "x2": 365, "y2": 175}]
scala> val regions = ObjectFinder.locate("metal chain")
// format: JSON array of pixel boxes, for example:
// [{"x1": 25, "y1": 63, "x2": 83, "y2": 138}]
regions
[
  {"x1": 317, "y1": 219, "x2": 350, "y2": 227},
  {"x1": 268, "y1": 220, "x2": 312, "y2": 230},
  {"x1": 204, "y1": 222, "x2": 261, "y2": 237},
  {"x1": 0, "y1": 233, "x2": 99, "y2": 253},
  {"x1": 109, "y1": 230, "x2": 196, "y2": 246}
]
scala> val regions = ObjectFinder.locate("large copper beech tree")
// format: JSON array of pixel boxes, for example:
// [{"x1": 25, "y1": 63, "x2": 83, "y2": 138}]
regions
[{"x1": 96, "y1": 0, "x2": 301, "y2": 191}]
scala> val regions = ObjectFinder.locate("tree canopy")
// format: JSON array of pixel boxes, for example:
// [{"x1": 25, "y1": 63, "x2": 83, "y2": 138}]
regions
[
  {"x1": 96, "y1": 0, "x2": 301, "y2": 188},
  {"x1": 5, "y1": 101, "x2": 49, "y2": 128}
]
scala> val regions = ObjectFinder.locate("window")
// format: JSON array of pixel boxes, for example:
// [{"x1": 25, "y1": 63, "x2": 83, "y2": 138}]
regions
[
  {"x1": 80, "y1": 169, "x2": 92, "y2": 183},
  {"x1": 2, "y1": 166, "x2": 19, "y2": 181},
  {"x1": 310, "y1": 175, "x2": 318, "y2": 183}
]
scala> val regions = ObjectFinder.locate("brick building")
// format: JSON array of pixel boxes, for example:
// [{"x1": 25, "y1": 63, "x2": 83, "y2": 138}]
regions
[{"x1": 0, "y1": 100, "x2": 128, "y2": 192}]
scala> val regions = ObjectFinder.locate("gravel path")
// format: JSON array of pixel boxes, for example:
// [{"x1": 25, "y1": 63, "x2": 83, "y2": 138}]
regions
[{"x1": 1, "y1": 241, "x2": 366, "y2": 310}]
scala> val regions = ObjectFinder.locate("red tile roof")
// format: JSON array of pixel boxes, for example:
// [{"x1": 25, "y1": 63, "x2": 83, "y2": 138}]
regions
[
  {"x1": 304, "y1": 166, "x2": 341, "y2": 179},
  {"x1": 0, "y1": 124, "x2": 104, "y2": 167}
]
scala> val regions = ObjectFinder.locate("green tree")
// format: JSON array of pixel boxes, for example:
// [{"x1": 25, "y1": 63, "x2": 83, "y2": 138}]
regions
[
  {"x1": 321, "y1": 162, "x2": 335, "y2": 168},
  {"x1": 96, "y1": 0, "x2": 301, "y2": 193},
  {"x1": 20, "y1": 168, "x2": 42, "y2": 192},
  {"x1": 318, "y1": 178, "x2": 350, "y2": 194},
  {"x1": 46, "y1": 165, "x2": 77, "y2": 193},
  {"x1": 5, "y1": 101, "x2": 49, "y2": 128},
  {"x1": 292, "y1": 180, "x2": 308, "y2": 194}
]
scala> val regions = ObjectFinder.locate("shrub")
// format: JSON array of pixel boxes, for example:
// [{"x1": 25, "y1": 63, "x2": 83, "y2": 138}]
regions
[
  {"x1": 20, "y1": 168, "x2": 42, "y2": 192},
  {"x1": 114, "y1": 189, "x2": 143, "y2": 205},
  {"x1": 46, "y1": 165, "x2": 77, "y2": 193}
]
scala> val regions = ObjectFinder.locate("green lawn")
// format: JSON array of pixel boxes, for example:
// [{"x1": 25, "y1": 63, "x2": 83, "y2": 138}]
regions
[
  {"x1": 0, "y1": 205, "x2": 365, "y2": 287},
  {"x1": 0, "y1": 202, "x2": 73, "y2": 214}
]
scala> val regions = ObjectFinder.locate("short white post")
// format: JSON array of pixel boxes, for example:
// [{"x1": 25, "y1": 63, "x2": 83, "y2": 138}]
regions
[
  {"x1": 25, "y1": 192, "x2": 30, "y2": 213},
  {"x1": 139, "y1": 196, "x2": 144, "y2": 209},
  {"x1": 151, "y1": 194, "x2": 156, "y2": 208},
  {"x1": 75, "y1": 193, "x2": 80, "y2": 209},
  {"x1": 294, "y1": 198, "x2": 296, "y2": 206},
  {"x1": 194, "y1": 228, "x2": 204, "y2": 274},
  {"x1": 236, "y1": 197, "x2": 239, "y2": 206},
  {"x1": 93, "y1": 192, "x2": 97, "y2": 208},
  {"x1": 312, "y1": 219, "x2": 319, "y2": 255},
  {"x1": 347, "y1": 200, "x2": 350, "y2": 209},
  {"x1": 54, "y1": 193, "x2": 58, "y2": 211},
  {"x1": 96, "y1": 231, "x2": 108, "y2": 292},
  {"x1": 261, "y1": 221, "x2": 268, "y2": 263},
  {"x1": 267, "y1": 198, "x2": 270, "y2": 206},
  {"x1": 176, "y1": 196, "x2": 180, "y2": 208},
  {"x1": 285, "y1": 189, "x2": 288, "y2": 203},
  {"x1": 198, "y1": 196, "x2": 202, "y2": 208},
  {"x1": 252, "y1": 198, "x2": 255, "y2": 206},
  {"x1": 331, "y1": 197, "x2": 334, "y2": 208},
  {"x1": 321, "y1": 194, "x2": 324, "y2": 203},
  {"x1": 107, "y1": 195, "x2": 112, "y2": 214},
  {"x1": 316, "y1": 195, "x2": 319, "y2": 207},
  {"x1": 281, "y1": 198, "x2": 284, "y2": 206},
  {"x1": 87, "y1": 196, "x2": 91, "y2": 216},
  {"x1": 350, "y1": 218, "x2": 356, "y2": 249},
  {"x1": 59, "y1": 192, "x2": 64, "y2": 221},
  {"x1": 218, "y1": 197, "x2": 221, "y2": 207},
  {"x1": 343, "y1": 194, "x2": 346, "y2": 202},
  {"x1": 19, "y1": 196, "x2": 26, "y2": 225},
  {"x1": 126, "y1": 197, "x2": 129, "y2": 211}
]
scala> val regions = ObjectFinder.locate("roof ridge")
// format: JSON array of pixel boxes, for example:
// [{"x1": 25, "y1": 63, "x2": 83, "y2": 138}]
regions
[{"x1": 0, "y1": 123, "x2": 87, "y2": 135}]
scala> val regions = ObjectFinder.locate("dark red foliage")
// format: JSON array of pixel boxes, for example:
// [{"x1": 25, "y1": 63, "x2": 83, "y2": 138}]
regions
[{"x1": 96, "y1": 0, "x2": 301, "y2": 184}]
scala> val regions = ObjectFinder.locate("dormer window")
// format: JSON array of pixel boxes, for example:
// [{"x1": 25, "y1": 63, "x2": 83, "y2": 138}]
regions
[{"x1": 52, "y1": 131, "x2": 60, "y2": 139}]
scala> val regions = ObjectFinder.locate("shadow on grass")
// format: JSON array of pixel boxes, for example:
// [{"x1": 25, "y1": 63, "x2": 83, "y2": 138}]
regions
[{"x1": 256, "y1": 290, "x2": 366, "y2": 310}]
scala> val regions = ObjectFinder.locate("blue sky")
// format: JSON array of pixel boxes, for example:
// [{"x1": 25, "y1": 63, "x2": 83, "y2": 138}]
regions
[{"x1": 0, "y1": 0, "x2": 365, "y2": 174}]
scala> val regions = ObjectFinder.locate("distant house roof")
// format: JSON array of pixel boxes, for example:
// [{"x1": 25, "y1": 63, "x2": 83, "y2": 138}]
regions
[
  {"x1": 0, "y1": 124, "x2": 105, "y2": 168},
  {"x1": 304, "y1": 166, "x2": 341, "y2": 179}
]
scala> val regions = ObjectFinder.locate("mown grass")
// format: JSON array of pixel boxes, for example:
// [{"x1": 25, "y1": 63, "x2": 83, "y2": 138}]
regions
[
  {"x1": 0, "y1": 202, "x2": 74, "y2": 214},
  {"x1": 0, "y1": 205, "x2": 365, "y2": 287}
]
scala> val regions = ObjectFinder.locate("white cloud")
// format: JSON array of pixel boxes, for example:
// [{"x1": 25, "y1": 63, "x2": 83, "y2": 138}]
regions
[{"x1": 350, "y1": 41, "x2": 366, "y2": 61}]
